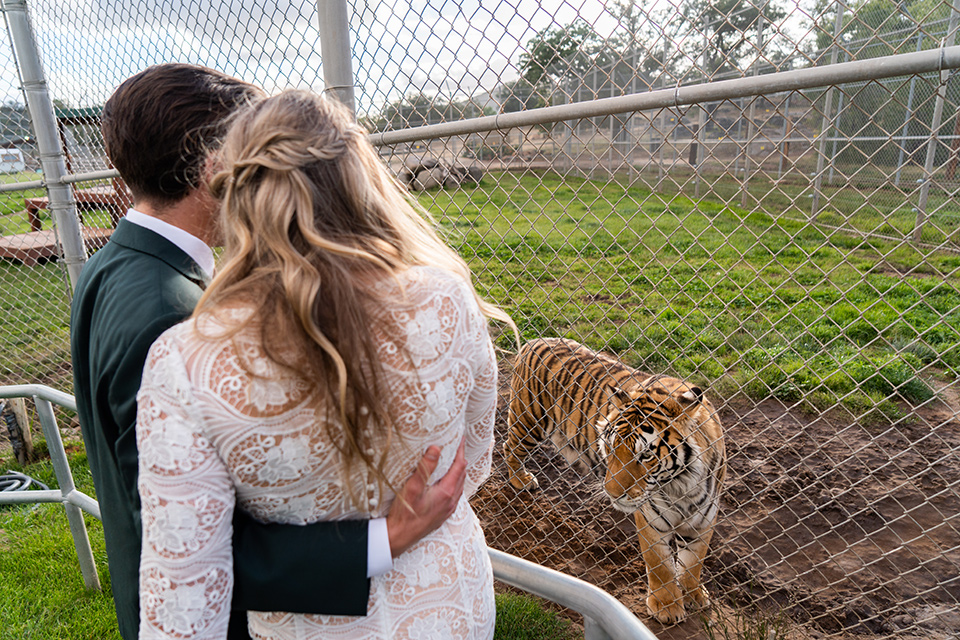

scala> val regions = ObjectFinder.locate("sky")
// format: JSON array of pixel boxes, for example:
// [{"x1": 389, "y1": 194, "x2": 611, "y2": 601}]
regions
[{"x1": 1, "y1": 0, "x2": 618, "y2": 116}]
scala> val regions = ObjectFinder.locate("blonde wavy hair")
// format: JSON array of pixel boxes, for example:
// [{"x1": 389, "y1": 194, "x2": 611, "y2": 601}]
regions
[{"x1": 196, "y1": 89, "x2": 515, "y2": 503}]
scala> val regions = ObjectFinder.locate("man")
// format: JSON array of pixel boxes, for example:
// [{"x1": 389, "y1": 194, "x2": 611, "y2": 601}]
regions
[{"x1": 70, "y1": 64, "x2": 467, "y2": 640}]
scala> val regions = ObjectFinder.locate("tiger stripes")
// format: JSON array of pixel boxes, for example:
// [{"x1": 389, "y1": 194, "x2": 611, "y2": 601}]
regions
[{"x1": 504, "y1": 337, "x2": 726, "y2": 623}]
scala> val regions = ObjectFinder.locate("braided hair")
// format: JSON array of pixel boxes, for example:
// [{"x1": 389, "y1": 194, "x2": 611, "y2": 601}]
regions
[{"x1": 197, "y1": 90, "x2": 514, "y2": 504}]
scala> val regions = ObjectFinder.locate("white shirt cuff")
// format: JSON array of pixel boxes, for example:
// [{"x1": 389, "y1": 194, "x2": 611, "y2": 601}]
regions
[{"x1": 367, "y1": 517, "x2": 393, "y2": 578}]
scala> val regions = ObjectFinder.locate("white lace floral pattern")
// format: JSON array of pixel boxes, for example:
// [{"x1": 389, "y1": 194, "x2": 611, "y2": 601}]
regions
[{"x1": 136, "y1": 266, "x2": 497, "y2": 639}]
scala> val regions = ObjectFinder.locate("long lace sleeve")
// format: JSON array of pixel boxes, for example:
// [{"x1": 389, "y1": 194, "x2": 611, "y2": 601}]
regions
[
  {"x1": 136, "y1": 333, "x2": 236, "y2": 640},
  {"x1": 461, "y1": 289, "x2": 497, "y2": 497}
]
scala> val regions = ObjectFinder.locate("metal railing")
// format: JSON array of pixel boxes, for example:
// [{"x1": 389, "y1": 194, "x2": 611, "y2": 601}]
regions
[{"x1": 0, "y1": 385, "x2": 99, "y2": 591}]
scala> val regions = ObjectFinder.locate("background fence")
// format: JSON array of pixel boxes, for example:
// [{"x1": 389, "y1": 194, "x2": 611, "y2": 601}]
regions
[{"x1": 1, "y1": 0, "x2": 959, "y2": 638}]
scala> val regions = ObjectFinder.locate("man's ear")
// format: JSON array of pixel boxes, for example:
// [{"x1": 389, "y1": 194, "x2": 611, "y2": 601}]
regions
[{"x1": 201, "y1": 152, "x2": 222, "y2": 189}]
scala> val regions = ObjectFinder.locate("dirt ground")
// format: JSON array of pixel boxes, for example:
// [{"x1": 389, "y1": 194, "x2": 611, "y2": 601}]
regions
[{"x1": 471, "y1": 365, "x2": 960, "y2": 640}]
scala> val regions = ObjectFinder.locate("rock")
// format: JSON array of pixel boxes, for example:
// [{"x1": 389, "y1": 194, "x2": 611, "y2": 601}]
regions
[
  {"x1": 448, "y1": 164, "x2": 483, "y2": 187},
  {"x1": 412, "y1": 166, "x2": 447, "y2": 191},
  {"x1": 399, "y1": 156, "x2": 483, "y2": 191}
]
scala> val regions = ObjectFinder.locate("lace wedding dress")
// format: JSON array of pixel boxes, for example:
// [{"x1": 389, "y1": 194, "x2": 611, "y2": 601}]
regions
[{"x1": 136, "y1": 266, "x2": 497, "y2": 639}]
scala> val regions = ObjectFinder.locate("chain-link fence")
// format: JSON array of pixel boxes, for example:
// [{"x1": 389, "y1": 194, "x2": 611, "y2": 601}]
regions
[{"x1": 1, "y1": 0, "x2": 959, "y2": 638}]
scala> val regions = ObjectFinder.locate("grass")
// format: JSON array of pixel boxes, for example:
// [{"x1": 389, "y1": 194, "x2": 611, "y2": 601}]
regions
[
  {"x1": 0, "y1": 174, "x2": 115, "y2": 389},
  {"x1": 494, "y1": 592, "x2": 581, "y2": 640},
  {"x1": 700, "y1": 604, "x2": 789, "y2": 640},
  {"x1": 0, "y1": 452, "x2": 120, "y2": 640},
  {"x1": 2, "y1": 169, "x2": 954, "y2": 638},
  {"x1": 0, "y1": 174, "x2": 115, "y2": 236},
  {"x1": 0, "y1": 451, "x2": 581, "y2": 639},
  {"x1": 0, "y1": 171, "x2": 45, "y2": 234},
  {"x1": 0, "y1": 261, "x2": 73, "y2": 389},
  {"x1": 2, "y1": 168, "x2": 958, "y2": 414},
  {"x1": 420, "y1": 169, "x2": 959, "y2": 420}
]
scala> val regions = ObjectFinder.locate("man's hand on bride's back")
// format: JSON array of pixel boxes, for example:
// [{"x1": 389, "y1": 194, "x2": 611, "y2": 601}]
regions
[{"x1": 386, "y1": 439, "x2": 467, "y2": 557}]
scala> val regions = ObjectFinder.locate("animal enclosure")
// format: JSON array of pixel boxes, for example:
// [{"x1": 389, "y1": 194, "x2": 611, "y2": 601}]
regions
[{"x1": 0, "y1": 0, "x2": 958, "y2": 638}]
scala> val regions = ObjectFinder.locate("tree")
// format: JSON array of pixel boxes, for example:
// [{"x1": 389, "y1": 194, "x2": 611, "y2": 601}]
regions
[
  {"x1": 496, "y1": 78, "x2": 543, "y2": 113},
  {"x1": 814, "y1": 0, "x2": 915, "y2": 55},
  {"x1": 518, "y1": 19, "x2": 606, "y2": 87},
  {"x1": 682, "y1": 0, "x2": 787, "y2": 74},
  {"x1": 810, "y1": 0, "x2": 960, "y2": 167},
  {"x1": 0, "y1": 101, "x2": 32, "y2": 147},
  {"x1": 606, "y1": 0, "x2": 657, "y2": 62},
  {"x1": 378, "y1": 93, "x2": 444, "y2": 130},
  {"x1": 606, "y1": 0, "x2": 671, "y2": 86},
  {"x1": 371, "y1": 93, "x2": 490, "y2": 132}
]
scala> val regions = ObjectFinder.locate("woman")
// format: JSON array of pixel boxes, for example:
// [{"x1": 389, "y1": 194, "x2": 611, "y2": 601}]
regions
[{"x1": 135, "y1": 89, "x2": 513, "y2": 639}]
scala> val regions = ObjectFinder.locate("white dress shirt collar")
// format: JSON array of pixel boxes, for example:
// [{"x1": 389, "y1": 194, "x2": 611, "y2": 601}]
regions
[{"x1": 124, "y1": 208, "x2": 215, "y2": 278}]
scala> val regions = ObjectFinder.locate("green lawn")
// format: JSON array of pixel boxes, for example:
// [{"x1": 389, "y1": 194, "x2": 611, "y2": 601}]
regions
[
  {"x1": 2, "y1": 169, "x2": 956, "y2": 637},
  {"x1": 2, "y1": 168, "x2": 958, "y2": 415},
  {"x1": 424, "y1": 170, "x2": 960, "y2": 420},
  {"x1": 0, "y1": 261, "x2": 73, "y2": 389},
  {"x1": 0, "y1": 453, "x2": 120, "y2": 640}
]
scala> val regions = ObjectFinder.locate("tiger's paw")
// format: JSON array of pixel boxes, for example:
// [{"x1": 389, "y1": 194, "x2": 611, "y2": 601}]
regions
[
  {"x1": 506, "y1": 469, "x2": 540, "y2": 491},
  {"x1": 647, "y1": 590, "x2": 686, "y2": 624},
  {"x1": 684, "y1": 585, "x2": 710, "y2": 610}
]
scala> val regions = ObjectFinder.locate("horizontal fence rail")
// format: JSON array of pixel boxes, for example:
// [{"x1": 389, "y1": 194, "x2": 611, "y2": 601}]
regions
[
  {"x1": 489, "y1": 548, "x2": 660, "y2": 640},
  {"x1": 372, "y1": 46, "x2": 960, "y2": 146}
]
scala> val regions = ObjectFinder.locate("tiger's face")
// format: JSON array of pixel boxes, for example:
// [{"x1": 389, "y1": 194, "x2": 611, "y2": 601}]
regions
[{"x1": 600, "y1": 379, "x2": 704, "y2": 513}]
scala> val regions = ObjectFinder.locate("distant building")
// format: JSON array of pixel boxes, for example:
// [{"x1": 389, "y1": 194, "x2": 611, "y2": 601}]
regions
[{"x1": 0, "y1": 148, "x2": 26, "y2": 174}]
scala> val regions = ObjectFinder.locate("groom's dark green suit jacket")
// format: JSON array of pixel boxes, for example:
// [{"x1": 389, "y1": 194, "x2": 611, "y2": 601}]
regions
[{"x1": 70, "y1": 219, "x2": 370, "y2": 640}]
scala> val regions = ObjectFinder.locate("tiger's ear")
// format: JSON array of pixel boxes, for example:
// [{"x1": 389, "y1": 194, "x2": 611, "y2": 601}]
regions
[
  {"x1": 679, "y1": 386, "x2": 704, "y2": 404},
  {"x1": 604, "y1": 385, "x2": 633, "y2": 406}
]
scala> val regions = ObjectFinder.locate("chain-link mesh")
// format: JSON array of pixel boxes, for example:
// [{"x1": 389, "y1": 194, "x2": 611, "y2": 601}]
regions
[
  {"x1": 357, "y1": 1, "x2": 960, "y2": 638},
  {"x1": 0, "y1": 8, "x2": 73, "y2": 390},
  {"x1": 1, "y1": 0, "x2": 959, "y2": 638}
]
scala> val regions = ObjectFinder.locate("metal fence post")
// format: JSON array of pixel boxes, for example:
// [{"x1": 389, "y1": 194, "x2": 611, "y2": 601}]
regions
[
  {"x1": 741, "y1": 8, "x2": 767, "y2": 209},
  {"x1": 778, "y1": 92, "x2": 792, "y2": 179},
  {"x1": 734, "y1": 96, "x2": 745, "y2": 176},
  {"x1": 316, "y1": 0, "x2": 356, "y2": 116},
  {"x1": 915, "y1": 0, "x2": 960, "y2": 242},
  {"x1": 657, "y1": 34, "x2": 669, "y2": 183},
  {"x1": 0, "y1": 386, "x2": 101, "y2": 591},
  {"x1": 827, "y1": 50, "x2": 850, "y2": 185},
  {"x1": 694, "y1": 19, "x2": 711, "y2": 199},
  {"x1": 812, "y1": 0, "x2": 847, "y2": 218},
  {"x1": 895, "y1": 15, "x2": 924, "y2": 187},
  {"x1": 3, "y1": 0, "x2": 86, "y2": 290}
]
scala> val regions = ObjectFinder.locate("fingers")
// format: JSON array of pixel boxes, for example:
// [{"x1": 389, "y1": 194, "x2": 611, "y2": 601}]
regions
[
  {"x1": 436, "y1": 438, "x2": 467, "y2": 494},
  {"x1": 397, "y1": 445, "x2": 440, "y2": 516},
  {"x1": 386, "y1": 443, "x2": 459, "y2": 557},
  {"x1": 414, "y1": 445, "x2": 441, "y2": 490}
]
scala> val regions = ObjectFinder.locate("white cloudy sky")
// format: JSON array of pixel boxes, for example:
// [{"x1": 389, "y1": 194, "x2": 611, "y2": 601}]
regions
[{"x1": 1, "y1": 0, "x2": 619, "y2": 114}]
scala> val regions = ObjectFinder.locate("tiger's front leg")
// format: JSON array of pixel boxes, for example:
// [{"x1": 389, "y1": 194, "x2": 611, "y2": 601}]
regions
[
  {"x1": 677, "y1": 529, "x2": 714, "y2": 610},
  {"x1": 503, "y1": 408, "x2": 541, "y2": 491},
  {"x1": 634, "y1": 511, "x2": 685, "y2": 623}
]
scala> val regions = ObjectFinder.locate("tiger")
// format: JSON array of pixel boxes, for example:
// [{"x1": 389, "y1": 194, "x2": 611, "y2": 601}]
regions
[{"x1": 503, "y1": 337, "x2": 726, "y2": 624}]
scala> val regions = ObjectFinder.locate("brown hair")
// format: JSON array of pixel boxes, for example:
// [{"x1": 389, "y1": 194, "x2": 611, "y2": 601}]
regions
[
  {"x1": 101, "y1": 63, "x2": 262, "y2": 206},
  {"x1": 198, "y1": 89, "x2": 516, "y2": 504}
]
